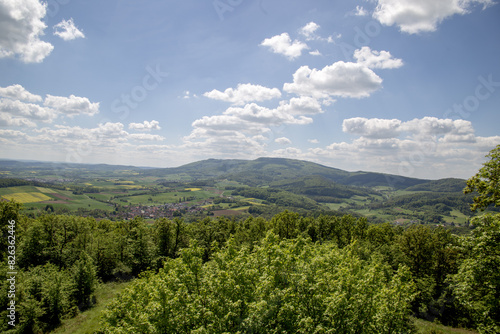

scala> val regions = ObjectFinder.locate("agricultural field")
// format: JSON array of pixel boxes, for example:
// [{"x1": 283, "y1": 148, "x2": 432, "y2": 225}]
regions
[
  {"x1": 0, "y1": 157, "x2": 490, "y2": 225},
  {"x1": 0, "y1": 185, "x2": 114, "y2": 215}
]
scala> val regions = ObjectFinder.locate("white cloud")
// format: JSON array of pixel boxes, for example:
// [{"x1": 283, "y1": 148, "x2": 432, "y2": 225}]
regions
[
  {"x1": 353, "y1": 46, "x2": 403, "y2": 69},
  {"x1": 0, "y1": 84, "x2": 42, "y2": 102},
  {"x1": 343, "y1": 117, "x2": 402, "y2": 138},
  {"x1": 33, "y1": 122, "x2": 129, "y2": 145},
  {"x1": 44, "y1": 94, "x2": 99, "y2": 117},
  {"x1": 354, "y1": 5, "x2": 369, "y2": 16},
  {"x1": 184, "y1": 99, "x2": 317, "y2": 158},
  {"x1": 298, "y1": 21, "x2": 336, "y2": 44},
  {"x1": 0, "y1": 0, "x2": 53, "y2": 63},
  {"x1": 373, "y1": 0, "x2": 494, "y2": 34},
  {"x1": 95, "y1": 122, "x2": 128, "y2": 138},
  {"x1": 275, "y1": 137, "x2": 292, "y2": 145},
  {"x1": 129, "y1": 133, "x2": 165, "y2": 141},
  {"x1": 401, "y1": 117, "x2": 475, "y2": 137},
  {"x1": 300, "y1": 22, "x2": 320, "y2": 40},
  {"x1": 0, "y1": 112, "x2": 36, "y2": 127},
  {"x1": 284, "y1": 61, "x2": 383, "y2": 99},
  {"x1": 0, "y1": 129, "x2": 28, "y2": 139},
  {"x1": 272, "y1": 147, "x2": 303, "y2": 157},
  {"x1": 53, "y1": 18, "x2": 85, "y2": 41},
  {"x1": 309, "y1": 50, "x2": 322, "y2": 56},
  {"x1": 0, "y1": 98, "x2": 57, "y2": 122},
  {"x1": 308, "y1": 139, "x2": 319, "y2": 144},
  {"x1": 343, "y1": 116, "x2": 475, "y2": 139},
  {"x1": 276, "y1": 96, "x2": 324, "y2": 115},
  {"x1": 260, "y1": 33, "x2": 309, "y2": 60},
  {"x1": 283, "y1": 47, "x2": 404, "y2": 99},
  {"x1": 203, "y1": 83, "x2": 281, "y2": 105},
  {"x1": 224, "y1": 103, "x2": 312, "y2": 126},
  {"x1": 307, "y1": 116, "x2": 500, "y2": 178},
  {"x1": 183, "y1": 130, "x2": 267, "y2": 159},
  {"x1": 129, "y1": 120, "x2": 161, "y2": 131}
]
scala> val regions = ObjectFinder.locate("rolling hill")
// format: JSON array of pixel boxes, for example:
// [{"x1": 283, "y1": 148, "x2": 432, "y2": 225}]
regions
[{"x1": 143, "y1": 157, "x2": 432, "y2": 190}]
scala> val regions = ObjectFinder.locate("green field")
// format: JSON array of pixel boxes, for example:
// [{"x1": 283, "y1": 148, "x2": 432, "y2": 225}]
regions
[{"x1": 0, "y1": 185, "x2": 114, "y2": 214}]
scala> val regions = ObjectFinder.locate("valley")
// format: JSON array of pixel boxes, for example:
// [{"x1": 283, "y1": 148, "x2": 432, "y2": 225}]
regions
[{"x1": 0, "y1": 157, "x2": 486, "y2": 227}]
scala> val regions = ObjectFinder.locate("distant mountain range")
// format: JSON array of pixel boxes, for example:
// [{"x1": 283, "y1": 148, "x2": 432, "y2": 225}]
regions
[
  {"x1": 0, "y1": 157, "x2": 466, "y2": 192},
  {"x1": 142, "y1": 157, "x2": 466, "y2": 191}
]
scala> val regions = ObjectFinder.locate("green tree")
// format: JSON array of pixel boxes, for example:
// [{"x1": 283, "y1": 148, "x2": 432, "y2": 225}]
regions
[
  {"x1": 464, "y1": 144, "x2": 500, "y2": 211},
  {"x1": 71, "y1": 252, "x2": 98, "y2": 310},
  {"x1": 452, "y1": 214, "x2": 500, "y2": 334},
  {"x1": 18, "y1": 264, "x2": 73, "y2": 331},
  {"x1": 0, "y1": 200, "x2": 22, "y2": 262},
  {"x1": 100, "y1": 232, "x2": 416, "y2": 333}
]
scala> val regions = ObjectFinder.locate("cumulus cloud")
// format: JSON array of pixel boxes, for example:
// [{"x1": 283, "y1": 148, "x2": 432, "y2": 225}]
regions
[
  {"x1": 373, "y1": 0, "x2": 494, "y2": 34},
  {"x1": 0, "y1": 85, "x2": 101, "y2": 127},
  {"x1": 44, "y1": 94, "x2": 99, "y2": 117},
  {"x1": 354, "y1": 5, "x2": 369, "y2": 16},
  {"x1": 203, "y1": 83, "x2": 281, "y2": 105},
  {"x1": 260, "y1": 33, "x2": 309, "y2": 60},
  {"x1": 343, "y1": 116, "x2": 475, "y2": 139},
  {"x1": 129, "y1": 133, "x2": 165, "y2": 141},
  {"x1": 310, "y1": 141, "x2": 500, "y2": 180},
  {"x1": 298, "y1": 22, "x2": 336, "y2": 43},
  {"x1": 343, "y1": 117, "x2": 402, "y2": 138},
  {"x1": 299, "y1": 22, "x2": 320, "y2": 40},
  {"x1": 284, "y1": 61, "x2": 383, "y2": 99},
  {"x1": 307, "y1": 116, "x2": 500, "y2": 178},
  {"x1": 283, "y1": 47, "x2": 404, "y2": 99},
  {"x1": 53, "y1": 18, "x2": 85, "y2": 41},
  {"x1": 0, "y1": 112, "x2": 36, "y2": 127},
  {"x1": 0, "y1": 84, "x2": 42, "y2": 102},
  {"x1": 225, "y1": 103, "x2": 312, "y2": 126},
  {"x1": 184, "y1": 99, "x2": 317, "y2": 158},
  {"x1": 401, "y1": 117, "x2": 475, "y2": 137},
  {"x1": 275, "y1": 137, "x2": 292, "y2": 145},
  {"x1": 353, "y1": 47, "x2": 404, "y2": 69},
  {"x1": 129, "y1": 120, "x2": 161, "y2": 131},
  {"x1": 276, "y1": 96, "x2": 324, "y2": 115},
  {"x1": 0, "y1": 98, "x2": 57, "y2": 122},
  {"x1": 0, "y1": 0, "x2": 53, "y2": 63}
]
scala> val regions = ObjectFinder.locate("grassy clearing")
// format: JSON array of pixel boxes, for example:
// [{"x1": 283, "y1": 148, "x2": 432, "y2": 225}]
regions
[
  {"x1": 443, "y1": 209, "x2": 469, "y2": 225},
  {"x1": 413, "y1": 318, "x2": 477, "y2": 334},
  {"x1": 51, "y1": 281, "x2": 131, "y2": 334}
]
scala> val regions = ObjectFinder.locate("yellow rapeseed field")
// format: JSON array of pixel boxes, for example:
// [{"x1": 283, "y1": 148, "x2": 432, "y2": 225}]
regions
[{"x1": 2, "y1": 192, "x2": 51, "y2": 203}]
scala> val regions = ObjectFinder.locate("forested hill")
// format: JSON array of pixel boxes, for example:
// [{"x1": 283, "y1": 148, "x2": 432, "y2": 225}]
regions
[
  {"x1": 0, "y1": 157, "x2": 450, "y2": 191},
  {"x1": 143, "y1": 157, "x2": 435, "y2": 190}
]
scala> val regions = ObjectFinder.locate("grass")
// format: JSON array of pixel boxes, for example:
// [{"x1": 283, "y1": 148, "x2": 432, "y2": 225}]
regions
[
  {"x1": 413, "y1": 318, "x2": 478, "y2": 334},
  {"x1": 443, "y1": 209, "x2": 469, "y2": 225},
  {"x1": 51, "y1": 281, "x2": 131, "y2": 334}
]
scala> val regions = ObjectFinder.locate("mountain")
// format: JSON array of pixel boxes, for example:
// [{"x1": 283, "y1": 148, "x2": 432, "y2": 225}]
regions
[{"x1": 144, "y1": 157, "x2": 432, "y2": 190}]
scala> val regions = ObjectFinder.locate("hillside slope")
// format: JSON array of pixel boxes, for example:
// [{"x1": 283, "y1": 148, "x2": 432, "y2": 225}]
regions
[{"x1": 144, "y1": 157, "x2": 432, "y2": 190}]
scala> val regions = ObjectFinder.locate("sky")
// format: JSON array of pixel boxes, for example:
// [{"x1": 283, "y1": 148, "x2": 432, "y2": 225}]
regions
[{"x1": 0, "y1": 0, "x2": 499, "y2": 180}]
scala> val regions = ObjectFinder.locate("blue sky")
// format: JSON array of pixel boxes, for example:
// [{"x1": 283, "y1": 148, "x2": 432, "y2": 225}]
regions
[{"x1": 1, "y1": 0, "x2": 499, "y2": 179}]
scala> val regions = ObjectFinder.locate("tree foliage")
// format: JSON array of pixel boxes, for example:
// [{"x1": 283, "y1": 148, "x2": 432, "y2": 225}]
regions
[
  {"x1": 100, "y1": 234, "x2": 416, "y2": 334},
  {"x1": 464, "y1": 144, "x2": 500, "y2": 211},
  {"x1": 452, "y1": 214, "x2": 500, "y2": 333}
]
